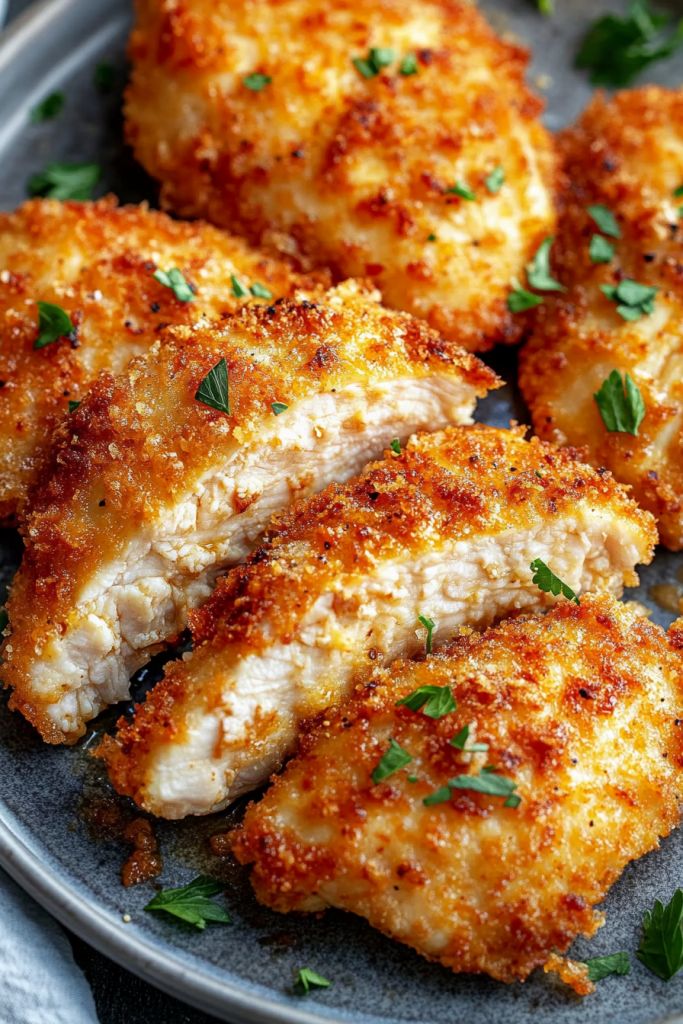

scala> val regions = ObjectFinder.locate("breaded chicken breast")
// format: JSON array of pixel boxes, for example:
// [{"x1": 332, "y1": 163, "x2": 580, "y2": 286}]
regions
[
  {"x1": 0, "y1": 196, "x2": 320, "y2": 521},
  {"x1": 101, "y1": 426, "x2": 656, "y2": 819},
  {"x1": 125, "y1": 0, "x2": 557, "y2": 352},
  {"x1": 232, "y1": 595, "x2": 683, "y2": 991},
  {"x1": 3, "y1": 280, "x2": 495, "y2": 743},
  {"x1": 519, "y1": 87, "x2": 683, "y2": 549}
]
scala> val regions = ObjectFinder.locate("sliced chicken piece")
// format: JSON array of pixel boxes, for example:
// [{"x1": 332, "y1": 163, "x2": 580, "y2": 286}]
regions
[
  {"x1": 232, "y1": 595, "x2": 683, "y2": 991},
  {"x1": 125, "y1": 0, "x2": 557, "y2": 352},
  {"x1": 101, "y1": 425, "x2": 656, "y2": 819},
  {"x1": 0, "y1": 196, "x2": 323, "y2": 522},
  {"x1": 519, "y1": 86, "x2": 683, "y2": 549},
  {"x1": 3, "y1": 280, "x2": 495, "y2": 744}
]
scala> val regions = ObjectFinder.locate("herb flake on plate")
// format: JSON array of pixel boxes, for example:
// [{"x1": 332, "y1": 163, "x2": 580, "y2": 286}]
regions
[
  {"x1": 530, "y1": 558, "x2": 579, "y2": 605},
  {"x1": 195, "y1": 358, "x2": 230, "y2": 415},
  {"x1": 144, "y1": 876, "x2": 231, "y2": 930},
  {"x1": 27, "y1": 161, "x2": 100, "y2": 201}
]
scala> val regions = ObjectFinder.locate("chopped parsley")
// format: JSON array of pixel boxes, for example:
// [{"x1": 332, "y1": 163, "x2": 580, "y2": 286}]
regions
[
  {"x1": 530, "y1": 558, "x2": 580, "y2": 605},
  {"x1": 144, "y1": 876, "x2": 231, "y2": 930},
  {"x1": 507, "y1": 279, "x2": 543, "y2": 313},
  {"x1": 397, "y1": 685, "x2": 456, "y2": 719},
  {"x1": 537, "y1": 0, "x2": 553, "y2": 13},
  {"x1": 675, "y1": 185, "x2": 683, "y2": 198},
  {"x1": 243, "y1": 72, "x2": 271, "y2": 91},
  {"x1": 448, "y1": 181, "x2": 476, "y2": 201},
  {"x1": 68, "y1": 400, "x2": 81, "y2": 414},
  {"x1": 34, "y1": 301, "x2": 74, "y2": 349},
  {"x1": 587, "y1": 204, "x2": 621, "y2": 238},
  {"x1": 594, "y1": 370, "x2": 645, "y2": 436},
  {"x1": 484, "y1": 166, "x2": 505, "y2": 194},
  {"x1": 390, "y1": 438, "x2": 401, "y2": 454},
  {"x1": 576, "y1": 1, "x2": 683, "y2": 86},
  {"x1": 417, "y1": 614, "x2": 436, "y2": 654},
  {"x1": 525, "y1": 237, "x2": 564, "y2": 292},
  {"x1": 601, "y1": 279, "x2": 658, "y2": 321},
  {"x1": 399, "y1": 53, "x2": 418, "y2": 75},
  {"x1": 153, "y1": 267, "x2": 194, "y2": 302},
  {"x1": 424, "y1": 768, "x2": 520, "y2": 808},
  {"x1": 231, "y1": 275, "x2": 249, "y2": 298},
  {"x1": 584, "y1": 952, "x2": 631, "y2": 982},
  {"x1": 195, "y1": 358, "x2": 230, "y2": 415},
  {"x1": 352, "y1": 47, "x2": 395, "y2": 78},
  {"x1": 371, "y1": 738, "x2": 413, "y2": 783},
  {"x1": 250, "y1": 281, "x2": 273, "y2": 300},
  {"x1": 94, "y1": 62, "x2": 117, "y2": 93},
  {"x1": 27, "y1": 161, "x2": 100, "y2": 200},
  {"x1": 589, "y1": 234, "x2": 615, "y2": 264},
  {"x1": 271, "y1": 402, "x2": 288, "y2": 415},
  {"x1": 293, "y1": 968, "x2": 331, "y2": 996},
  {"x1": 30, "y1": 92, "x2": 65, "y2": 123},
  {"x1": 450, "y1": 724, "x2": 488, "y2": 753},
  {"x1": 638, "y1": 889, "x2": 683, "y2": 980}
]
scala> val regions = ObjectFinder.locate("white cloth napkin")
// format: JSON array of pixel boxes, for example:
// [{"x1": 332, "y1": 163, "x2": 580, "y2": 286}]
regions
[{"x1": 0, "y1": 869, "x2": 99, "y2": 1024}]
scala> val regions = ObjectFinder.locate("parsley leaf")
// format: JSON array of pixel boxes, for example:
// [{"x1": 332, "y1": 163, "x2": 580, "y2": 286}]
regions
[
  {"x1": 35, "y1": 301, "x2": 74, "y2": 349},
  {"x1": 399, "y1": 53, "x2": 418, "y2": 75},
  {"x1": 153, "y1": 267, "x2": 194, "y2": 303},
  {"x1": 68, "y1": 400, "x2": 81, "y2": 413},
  {"x1": 94, "y1": 62, "x2": 117, "y2": 93},
  {"x1": 195, "y1": 358, "x2": 230, "y2": 415},
  {"x1": 589, "y1": 234, "x2": 615, "y2": 264},
  {"x1": 390, "y1": 438, "x2": 401, "y2": 454},
  {"x1": 293, "y1": 968, "x2": 331, "y2": 995},
  {"x1": 576, "y1": 1, "x2": 683, "y2": 87},
  {"x1": 417, "y1": 614, "x2": 436, "y2": 653},
  {"x1": 638, "y1": 889, "x2": 683, "y2": 980},
  {"x1": 271, "y1": 402, "x2": 288, "y2": 415},
  {"x1": 530, "y1": 558, "x2": 580, "y2": 605},
  {"x1": 450, "y1": 724, "x2": 488, "y2": 753},
  {"x1": 144, "y1": 876, "x2": 231, "y2": 930},
  {"x1": 250, "y1": 281, "x2": 273, "y2": 300},
  {"x1": 594, "y1": 370, "x2": 645, "y2": 436},
  {"x1": 587, "y1": 204, "x2": 621, "y2": 238},
  {"x1": 424, "y1": 768, "x2": 520, "y2": 807},
  {"x1": 397, "y1": 684, "x2": 456, "y2": 719},
  {"x1": 30, "y1": 92, "x2": 64, "y2": 123},
  {"x1": 674, "y1": 185, "x2": 683, "y2": 198},
  {"x1": 230, "y1": 275, "x2": 248, "y2": 298},
  {"x1": 27, "y1": 161, "x2": 100, "y2": 200},
  {"x1": 601, "y1": 279, "x2": 658, "y2": 321},
  {"x1": 371, "y1": 738, "x2": 413, "y2": 783},
  {"x1": 507, "y1": 279, "x2": 543, "y2": 313},
  {"x1": 585, "y1": 951, "x2": 631, "y2": 982},
  {"x1": 537, "y1": 0, "x2": 553, "y2": 13},
  {"x1": 243, "y1": 72, "x2": 271, "y2": 91},
  {"x1": 448, "y1": 181, "x2": 476, "y2": 201},
  {"x1": 352, "y1": 47, "x2": 395, "y2": 78},
  {"x1": 525, "y1": 237, "x2": 564, "y2": 292},
  {"x1": 484, "y1": 166, "x2": 505, "y2": 194}
]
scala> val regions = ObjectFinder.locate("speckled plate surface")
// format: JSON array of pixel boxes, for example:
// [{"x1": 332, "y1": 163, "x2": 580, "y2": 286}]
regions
[{"x1": 0, "y1": 1, "x2": 683, "y2": 1022}]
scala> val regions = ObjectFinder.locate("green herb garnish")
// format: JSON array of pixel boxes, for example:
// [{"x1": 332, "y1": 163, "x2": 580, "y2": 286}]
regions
[
  {"x1": 153, "y1": 267, "x2": 194, "y2": 303},
  {"x1": 390, "y1": 438, "x2": 401, "y2": 454},
  {"x1": 637, "y1": 889, "x2": 683, "y2": 980},
  {"x1": 424, "y1": 768, "x2": 520, "y2": 808},
  {"x1": 27, "y1": 161, "x2": 100, "y2": 200},
  {"x1": 293, "y1": 968, "x2": 331, "y2": 996},
  {"x1": 507, "y1": 280, "x2": 543, "y2": 313},
  {"x1": 352, "y1": 47, "x2": 395, "y2": 78},
  {"x1": 195, "y1": 358, "x2": 230, "y2": 415},
  {"x1": 94, "y1": 62, "x2": 117, "y2": 93},
  {"x1": 537, "y1": 0, "x2": 553, "y2": 13},
  {"x1": 243, "y1": 73, "x2": 271, "y2": 91},
  {"x1": 529, "y1": 558, "x2": 580, "y2": 605},
  {"x1": 30, "y1": 92, "x2": 64, "y2": 123},
  {"x1": 144, "y1": 876, "x2": 231, "y2": 930},
  {"x1": 484, "y1": 166, "x2": 505, "y2": 194},
  {"x1": 601, "y1": 279, "x2": 657, "y2": 321},
  {"x1": 68, "y1": 400, "x2": 81, "y2": 413},
  {"x1": 250, "y1": 281, "x2": 273, "y2": 300},
  {"x1": 271, "y1": 402, "x2": 288, "y2": 415},
  {"x1": 397, "y1": 685, "x2": 456, "y2": 719},
  {"x1": 450, "y1": 724, "x2": 488, "y2": 753},
  {"x1": 35, "y1": 301, "x2": 74, "y2": 349},
  {"x1": 576, "y1": 1, "x2": 683, "y2": 87},
  {"x1": 594, "y1": 370, "x2": 645, "y2": 436},
  {"x1": 585, "y1": 952, "x2": 631, "y2": 982},
  {"x1": 589, "y1": 234, "x2": 615, "y2": 264},
  {"x1": 525, "y1": 237, "x2": 564, "y2": 292},
  {"x1": 587, "y1": 204, "x2": 621, "y2": 238},
  {"x1": 399, "y1": 53, "x2": 418, "y2": 75},
  {"x1": 417, "y1": 614, "x2": 435, "y2": 654},
  {"x1": 371, "y1": 738, "x2": 413, "y2": 783},
  {"x1": 230, "y1": 275, "x2": 248, "y2": 298},
  {"x1": 448, "y1": 181, "x2": 476, "y2": 201}
]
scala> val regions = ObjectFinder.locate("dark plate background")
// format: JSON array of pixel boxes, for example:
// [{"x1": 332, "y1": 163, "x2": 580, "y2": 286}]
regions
[{"x1": 0, "y1": 1, "x2": 682, "y2": 1022}]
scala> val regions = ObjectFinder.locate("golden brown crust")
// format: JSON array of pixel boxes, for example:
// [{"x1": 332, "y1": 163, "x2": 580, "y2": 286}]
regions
[
  {"x1": 0, "y1": 196, "x2": 322, "y2": 521},
  {"x1": 101, "y1": 424, "x2": 656, "y2": 803},
  {"x1": 232, "y1": 595, "x2": 683, "y2": 986},
  {"x1": 125, "y1": 0, "x2": 557, "y2": 351},
  {"x1": 519, "y1": 87, "x2": 683, "y2": 548}
]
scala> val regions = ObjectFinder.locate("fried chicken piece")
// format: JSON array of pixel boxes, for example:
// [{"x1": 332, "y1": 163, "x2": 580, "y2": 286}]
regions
[
  {"x1": 0, "y1": 196, "x2": 320, "y2": 522},
  {"x1": 232, "y1": 595, "x2": 683, "y2": 990},
  {"x1": 101, "y1": 425, "x2": 656, "y2": 819},
  {"x1": 125, "y1": 0, "x2": 557, "y2": 352},
  {"x1": 3, "y1": 280, "x2": 495, "y2": 743},
  {"x1": 519, "y1": 86, "x2": 683, "y2": 549}
]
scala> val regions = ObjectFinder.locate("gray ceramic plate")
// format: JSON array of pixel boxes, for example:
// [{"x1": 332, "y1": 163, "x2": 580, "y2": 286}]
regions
[{"x1": 1, "y1": 1, "x2": 683, "y2": 1022}]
